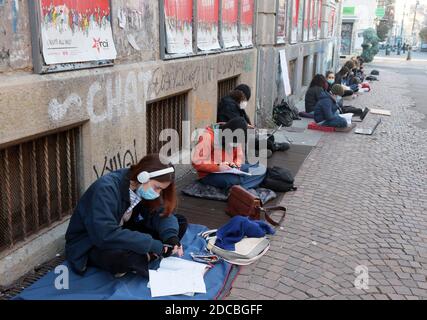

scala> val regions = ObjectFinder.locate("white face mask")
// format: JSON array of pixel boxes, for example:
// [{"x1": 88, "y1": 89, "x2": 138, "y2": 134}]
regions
[{"x1": 240, "y1": 101, "x2": 248, "y2": 110}]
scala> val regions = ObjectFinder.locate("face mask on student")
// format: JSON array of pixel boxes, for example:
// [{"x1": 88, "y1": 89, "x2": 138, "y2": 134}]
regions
[
  {"x1": 240, "y1": 101, "x2": 248, "y2": 110},
  {"x1": 137, "y1": 185, "x2": 160, "y2": 200},
  {"x1": 327, "y1": 79, "x2": 335, "y2": 85}
]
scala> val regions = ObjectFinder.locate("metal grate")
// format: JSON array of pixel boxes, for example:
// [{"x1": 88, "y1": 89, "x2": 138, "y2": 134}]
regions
[
  {"x1": 218, "y1": 77, "x2": 238, "y2": 102},
  {"x1": 303, "y1": 55, "x2": 310, "y2": 86},
  {"x1": 312, "y1": 53, "x2": 318, "y2": 78},
  {"x1": 147, "y1": 94, "x2": 187, "y2": 155},
  {"x1": 0, "y1": 128, "x2": 80, "y2": 254}
]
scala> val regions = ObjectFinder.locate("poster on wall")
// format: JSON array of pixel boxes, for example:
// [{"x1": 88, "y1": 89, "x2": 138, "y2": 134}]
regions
[
  {"x1": 277, "y1": 0, "x2": 287, "y2": 44},
  {"x1": 39, "y1": 0, "x2": 117, "y2": 65},
  {"x1": 221, "y1": 0, "x2": 239, "y2": 48},
  {"x1": 240, "y1": 0, "x2": 254, "y2": 47},
  {"x1": 303, "y1": 0, "x2": 310, "y2": 41},
  {"x1": 279, "y1": 50, "x2": 292, "y2": 96},
  {"x1": 308, "y1": 0, "x2": 315, "y2": 40},
  {"x1": 297, "y1": 0, "x2": 304, "y2": 42},
  {"x1": 328, "y1": 5, "x2": 335, "y2": 37},
  {"x1": 197, "y1": 0, "x2": 221, "y2": 51},
  {"x1": 164, "y1": 0, "x2": 193, "y2": 54},
  {"x1": 290, "y1": 0, "x2": 299, "y2": 43}
]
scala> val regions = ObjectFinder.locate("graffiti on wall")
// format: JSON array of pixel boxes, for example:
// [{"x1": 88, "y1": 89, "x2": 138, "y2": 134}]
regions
[
  {"x1": 93, "y1": 139, "x2": 139, "y2": 178},
  {"x1": 48, "y1": 70, "x2": 152, "y2": 124},
  {"x1": 47, "y1": 51, "x2": 255, "y2": 124},
  {"x1": 147, "y1": 61, "x2": 216, "y2": 98}
]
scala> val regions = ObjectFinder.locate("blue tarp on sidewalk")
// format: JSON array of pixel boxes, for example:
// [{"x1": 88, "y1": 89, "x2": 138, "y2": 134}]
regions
[{"x1": 14, "y1": 224, "x2": 239, "y2": 300}]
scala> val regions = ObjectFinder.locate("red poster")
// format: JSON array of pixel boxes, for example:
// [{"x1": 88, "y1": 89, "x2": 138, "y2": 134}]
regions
[
  {"x1": 293, "y1": 0, "x2": 300, "y2": 28},
  {"x1": 39, "y1": 0, "x2": 116, "y2": 64},
  {"x1": 197, "y1": 0, "x2": 220, "y2": 50},
  {"x1": 291, "y1": 0, "x2": 299, "y2": 43},
  {"x1": 277, "y1": 0, "x2": 287, "y2": 44},
  {"x1": 328, "y1": 6, "x2": 335, "y2": 37},
  {"x1": 241, "y1": 0, "x2": 254, "y2": 26},
  {"x1": 318, "y1": 0, "x2": 322, "y2": 31},
  {"x1": 222, "y1": 0, "x2": 239, "y2": 47},
  {"x1": 303, "y1": 0, "x2": 310, "y2": 41},
  {"x1": 304, "y1": 0, "x2": 309, "y2": 29},
  {"x1": 241, "y1": 0, "x2": 254, "y2": 46},
  {"x1": 197, "y1": 0, "x2": 218, "y2": 23},
  {"x1": 165, "y1": 0, "x2": 193, "y2": 23},
  {"x1": 222, "y1": 0, "x2": 238, "y2": 24},
  {"x1": 164, "y1": 0, "x2": 193, "y2": 54},
  {"x1": 309, "y1": 0, "x2": 315, "y2": 40}
]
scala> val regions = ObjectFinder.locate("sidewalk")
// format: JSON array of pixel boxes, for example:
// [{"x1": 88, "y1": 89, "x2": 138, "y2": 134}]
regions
[{"x1": 227, "y1": 69, "x2": 427, "y2": 300}]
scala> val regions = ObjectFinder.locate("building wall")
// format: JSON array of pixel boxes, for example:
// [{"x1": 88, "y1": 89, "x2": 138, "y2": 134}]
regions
[
  {"x1": 341, "y1": 0, "x2": 378, "y2": 55},
  {"x1": 256, "y1": 0, "x2": 343, "y2": 127},
  {"x1": 0, "y1": 0, "x2": 257, "y2": 286},
  {"x1": 0, "y1": 0, "x2": 343, "y2": 285}
]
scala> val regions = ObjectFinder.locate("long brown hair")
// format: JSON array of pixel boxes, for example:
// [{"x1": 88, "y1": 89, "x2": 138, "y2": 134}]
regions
[{"x1": 130, "y1": 154, "x2": 177, "y2": 217}]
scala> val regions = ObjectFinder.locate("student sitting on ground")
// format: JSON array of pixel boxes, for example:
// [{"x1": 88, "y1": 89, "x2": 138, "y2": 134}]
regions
[
  {"x1": 335, "y1": 66, "x2": 356, "y2": 97},
  {"x1": 351, "y1": 57, "x2": 365, "y2": 83},
  {"x1": 217, "y1": 84, "x2": 253, "y2": 127},
  {"x1": 314, "y1": 84, "x2": 348, "y2": 128},
  {"x1": 305, "y1": 74, "x2": 329, "y2": 114},
  {"x1": 326, "y1": 74, "x2": 366, "y2": 117},
  {"x1": 65, "y1": 154, "x2": 187, "y2": 278},
  {"x1": 326, "y1": 71, "x2": 336, "y2": 92},
  {"x1": 192, "y1": 117, "x2": 266, "y2": 190}
]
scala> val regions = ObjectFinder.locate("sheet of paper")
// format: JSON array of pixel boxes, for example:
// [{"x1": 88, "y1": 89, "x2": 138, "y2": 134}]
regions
[
  {"x1": 149, "y1": 270, "x2": 203, "y2": 298},
  {"x1": 339, "y1": 113, "x2": 353, "y2": 126},
  {"x1": 279, "y1": 50, "x2": 292, "y2": 96},
  {"x1": 148, "y1": 258, "x2": 208, "y2": 298},
  {"x1": 213, "y1": 168, "x2": 252, "y2": 176},
  {"x1": 160, "y1": 257, "x2": 208, "y2": 275}
]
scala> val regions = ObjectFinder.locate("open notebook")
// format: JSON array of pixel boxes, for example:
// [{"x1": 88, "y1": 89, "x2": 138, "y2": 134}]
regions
[
  {"x1": 148, "y1": 257, "x2": 211, "y2": 298},
  {"x1": 213, "y1": 168, "x2": 252, "y2": 176}
]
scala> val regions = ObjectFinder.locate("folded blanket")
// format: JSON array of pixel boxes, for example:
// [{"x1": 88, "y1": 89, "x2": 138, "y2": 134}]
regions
[{"x1": 182, "y1": 181, "x2": 277, "y2": 204}]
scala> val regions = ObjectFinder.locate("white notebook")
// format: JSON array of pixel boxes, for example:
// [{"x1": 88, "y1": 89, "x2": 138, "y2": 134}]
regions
[
  {"x1": 148, "y1": 257, "x2": 210, "y2": 298},
  {"x1": 213, "y1": 168, "x2": 252, "y2": 176}
]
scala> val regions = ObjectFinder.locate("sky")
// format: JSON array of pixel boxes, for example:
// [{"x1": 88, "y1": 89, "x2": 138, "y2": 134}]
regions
[{"x1": 394, "y1": 0, "x2": 427, "y2": 20}]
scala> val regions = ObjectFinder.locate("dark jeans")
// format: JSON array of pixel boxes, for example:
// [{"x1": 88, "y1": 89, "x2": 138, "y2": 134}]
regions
[
  {"x1": 200, "y1": 164, "x2": 266, "y2": 190},
  {"x1": 88, "y1": 214, "x2": 188, "y2": 278},
  {"x1": 343, "y1": 90, "x2": 354, "y2": 97},
  {"x1": 320, "y1": 116, "x2": 348, "y2": 128}
]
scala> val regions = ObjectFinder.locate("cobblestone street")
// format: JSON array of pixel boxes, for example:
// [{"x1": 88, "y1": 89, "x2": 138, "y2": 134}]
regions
[{"x1": 228, "y1": 68, "x2": 427, "y2": 300}]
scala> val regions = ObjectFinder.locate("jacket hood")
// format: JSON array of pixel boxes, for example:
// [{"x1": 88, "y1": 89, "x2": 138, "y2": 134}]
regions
[{"x1": 318, "y1": 90, "x2": 335, "y2": 102}]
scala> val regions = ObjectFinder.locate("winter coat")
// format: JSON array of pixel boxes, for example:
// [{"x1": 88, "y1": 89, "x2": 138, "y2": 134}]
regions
[
  {"x1": 314, "y1": 91, "x2": 340, "y2": 124},
  {"x1": 65, "y1": 169, "x2": 179, "y2": 274},
  {"x1": 217, "y1": 96, "x2": 251, "y2": 125}
]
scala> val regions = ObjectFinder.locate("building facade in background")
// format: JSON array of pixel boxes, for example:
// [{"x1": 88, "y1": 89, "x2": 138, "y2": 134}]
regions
[
  {"x1": 0, "y1": 0, "x2": 343, "y2": 285},
  {"x1": 256, "y1": 0, "x2": 343, "y2": 126},
  {"x1": 340, "y1": 0, "x2": 379, "y2": 56}
]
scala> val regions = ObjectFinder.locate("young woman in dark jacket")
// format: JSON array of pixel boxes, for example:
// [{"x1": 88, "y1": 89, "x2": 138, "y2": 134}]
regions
[
  {"x1": 335, "y1": 66, "x2": 356, "y2": 97},
  {"x1": 305, "y1": 74, "x2": 329, "y2": 113},
  {"x1": 217, "y1": 84, "x2": 252, "y2": 126},
  {"x1": 65, "y1": 154, "x2": 187, "y2": 278},
  {"x1": 314, "y1": 85, "x2": 348, "y2": 128}
]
